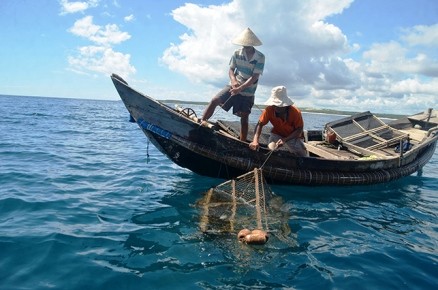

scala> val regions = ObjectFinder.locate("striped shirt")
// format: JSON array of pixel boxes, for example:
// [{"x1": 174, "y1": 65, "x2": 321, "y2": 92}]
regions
[{"x1": 229, "y1": 48, "x2": 265, "y2": 96}]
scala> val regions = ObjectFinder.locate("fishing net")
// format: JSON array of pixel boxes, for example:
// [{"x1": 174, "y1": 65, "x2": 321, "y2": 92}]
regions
[{"x1": 197, "y1": 168, "x2": 291, "y2": 245}]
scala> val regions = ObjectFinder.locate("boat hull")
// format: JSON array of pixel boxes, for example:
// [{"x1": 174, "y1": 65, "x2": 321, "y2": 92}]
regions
[
  {"x1": 111, "y1": 74, "x2": 437, "y2": 185},
  {"x1": 144, "y1": 127, "x2": 436, "y2": 185}
]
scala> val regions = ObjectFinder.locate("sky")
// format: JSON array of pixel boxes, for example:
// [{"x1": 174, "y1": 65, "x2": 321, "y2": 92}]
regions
[{"x1": 0, "y1": 0, "x2": 437, "y2": 114}]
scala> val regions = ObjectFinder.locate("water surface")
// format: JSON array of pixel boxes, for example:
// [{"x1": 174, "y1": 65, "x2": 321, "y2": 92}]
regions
[{"x1": 0, "y1": 95, "x2": 437, "y2": 289}]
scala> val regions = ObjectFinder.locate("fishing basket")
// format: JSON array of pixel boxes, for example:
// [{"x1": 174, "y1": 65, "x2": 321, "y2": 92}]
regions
[{"x1": 197, "y1": 168, "x2": 289, "y2": 244}]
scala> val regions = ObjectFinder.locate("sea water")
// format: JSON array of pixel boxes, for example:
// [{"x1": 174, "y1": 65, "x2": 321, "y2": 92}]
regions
[{"x1": 0, "y1": 95, "x2": 437, "y2": 289}]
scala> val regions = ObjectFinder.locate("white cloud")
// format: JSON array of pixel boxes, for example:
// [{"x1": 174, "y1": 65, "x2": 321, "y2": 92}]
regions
[
  {"x1": 67, "y1": 15, "x2": 135, "y2": 79},
  {"x1": 69, "y1": 16, "x2": 131, "y2": 45},
  {"x1": 68, "y1": 46, "x2": 136, "y2": 77},
  {"x1": 124, "y1": 14, "x2": 135, "y2": 22},
  {"x1": 401, "y1": 24, "x2": 438, "y2": 47},
  {"x1": 161, "y1": 2, "x2": 242, "y2": 85},
  {"x1": 160, "y1": 0, "x2": 437, "y2": 114},
  {"x1": 160, "y1": 0, "x2": 356, "y2": 99},
  {"x1": 59, "y1": 0, "x2": 99, "y2": 15},
  {"x1": 362, "y1": 41, "x2": 438, "y2": 77}
]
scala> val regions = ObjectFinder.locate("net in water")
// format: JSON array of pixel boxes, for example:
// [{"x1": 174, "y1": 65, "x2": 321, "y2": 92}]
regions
[{"x1": 197, "y1": 168, "x2": 289, "y2": 245}]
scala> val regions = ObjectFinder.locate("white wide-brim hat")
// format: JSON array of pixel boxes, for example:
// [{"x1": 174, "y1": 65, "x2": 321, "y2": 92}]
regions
[
  {"x1": 232, "y1": 27, "x2": 262, "y2": 46},
  {"x1": 264, "y1": 86, "x2": 294, "y2": 107}
]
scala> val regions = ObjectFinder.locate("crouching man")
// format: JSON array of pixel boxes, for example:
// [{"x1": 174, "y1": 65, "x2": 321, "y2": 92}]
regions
[{"x1": 249, "y1": 86, "x2": 307, "y2": 157}]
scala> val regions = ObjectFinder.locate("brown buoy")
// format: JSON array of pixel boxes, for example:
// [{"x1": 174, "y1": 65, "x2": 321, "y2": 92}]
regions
[
  {"x1": 237, "y1": 228, "x2": 269, "y2": 245},
  {"x1": 237, "y1": 229, "x2": 251, "y2": 242}
]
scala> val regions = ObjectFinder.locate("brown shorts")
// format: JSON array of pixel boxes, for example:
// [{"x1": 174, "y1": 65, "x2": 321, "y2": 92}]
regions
[{"x1": 215, "y1": 86, "x2": 254, "y2": 116}]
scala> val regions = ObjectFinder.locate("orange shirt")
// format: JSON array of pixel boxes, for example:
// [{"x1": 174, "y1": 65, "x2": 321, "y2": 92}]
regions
[{"x1": 259, "y1": 106, "x2": 304, "y2": 137}]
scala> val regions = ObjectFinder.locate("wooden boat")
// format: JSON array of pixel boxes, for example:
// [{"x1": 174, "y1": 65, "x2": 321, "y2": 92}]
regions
[{"x1": 111, "y1": 74, "x2": 438, "y2": 185}]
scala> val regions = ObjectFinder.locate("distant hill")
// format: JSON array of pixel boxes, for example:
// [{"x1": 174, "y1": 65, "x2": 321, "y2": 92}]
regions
[{"x1": 160, "y1": 99, "x2": 406, "y2": 119}]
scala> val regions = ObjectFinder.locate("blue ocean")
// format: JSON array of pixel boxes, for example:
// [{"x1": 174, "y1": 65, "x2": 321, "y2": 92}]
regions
[{"x1": 0, "y1": 94, "x2": 437, "y2": 290}]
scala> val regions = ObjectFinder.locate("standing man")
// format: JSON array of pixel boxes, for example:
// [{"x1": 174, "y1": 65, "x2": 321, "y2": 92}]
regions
[
  {"x1": 249, "y1": 86, "x2": 308, "y2": 157},
  {"x1": 201, "y1": 27, "x2": 265, "y2": 141}
]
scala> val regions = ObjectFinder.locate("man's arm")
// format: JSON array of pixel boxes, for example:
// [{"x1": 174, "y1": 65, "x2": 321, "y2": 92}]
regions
[
  {"x1": 275, "y1": 127, "x2": 303, "y2": 148},
  {"x1": 249, "y1": 122, "x2": 263, "y2": 150},
  {"x1": 230, "y1": 73, "x2": 260, "y2": 96},
  {"x1": 228, "y1": 68, "x2": 239, "y2": 88},
  {"x1": 283, "y1": 127, "x2": 303, "y2": 142}
]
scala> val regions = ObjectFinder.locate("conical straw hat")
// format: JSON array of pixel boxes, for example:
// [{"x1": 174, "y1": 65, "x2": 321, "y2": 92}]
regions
[{"x1": 232, "y1": 27, "x2": 262, "y2": 46}]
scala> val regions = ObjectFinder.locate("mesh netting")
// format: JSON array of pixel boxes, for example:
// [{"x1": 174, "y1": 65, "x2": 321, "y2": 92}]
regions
[
  {"x1": 197, "y1": 168, "x2": 285, "y2": 236},
  {"x1": 326, "y1": 112, "x2": 408, "y2": 150}
]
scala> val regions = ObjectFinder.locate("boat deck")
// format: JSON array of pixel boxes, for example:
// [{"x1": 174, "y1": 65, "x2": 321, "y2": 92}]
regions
[
  {"x1": 216, "y1": 119, "x2": 428, "y2": 160},
  {"x1": 174, "y1": 104, "x2": 433, "y2": 160}
]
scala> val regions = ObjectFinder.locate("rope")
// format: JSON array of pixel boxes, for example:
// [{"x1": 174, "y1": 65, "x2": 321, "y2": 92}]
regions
[
  {"x1": 198, "y1": 94, "x2": 234, "y2": 127},
  {"x1": 259, "y1": 144, "x2": 275, "y2": 169},
  {"x1": 254, "y1": 168, "x2": 262, "y2": 229},
  {"x1": 199, "y1": 92, "x2": 265, "y2": 127},
  {"x1": 253, "y1": 103, "x2": 265, "y2": 114}
]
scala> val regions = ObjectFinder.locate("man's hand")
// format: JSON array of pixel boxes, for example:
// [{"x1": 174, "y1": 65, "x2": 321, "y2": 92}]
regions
[
  {"x1": 249, "y1": 141, "x2": 259, "y2": 151},
  {"x1": 276, "y1": 139, "x2": 285, "y2": 148},
  {"x1": 229, "y1": 86, "x2": 242, "y2": 96},
  {"x1": 230, "y1": 79, "x2": 239, "y2": 88}
]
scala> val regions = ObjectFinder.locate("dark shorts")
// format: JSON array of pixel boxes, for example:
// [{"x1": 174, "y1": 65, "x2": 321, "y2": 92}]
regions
[{"x1": 215, "y1": 85, "x2": 254, "y2": 116}]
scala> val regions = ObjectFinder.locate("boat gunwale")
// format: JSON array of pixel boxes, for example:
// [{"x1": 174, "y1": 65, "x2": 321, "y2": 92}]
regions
[{"x1": 111, "y1": 74, "x2": 438, "y2": 185}]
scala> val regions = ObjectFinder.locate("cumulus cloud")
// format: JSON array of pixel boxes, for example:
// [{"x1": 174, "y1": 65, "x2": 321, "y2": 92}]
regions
[
  {"x1": 161, "y1": 0, "x2": 357, "y2": 102},
  {"x1": 161, "y1": 0, "x2": 437, "y2": 114},
  {"x1": 401, "y1": 24, "x2": 438, "y2": 47},
  {"x1": 124, "y1": 14, "x2": 135, "y2": 22},
  {"x1": 356, "y1": 25, "x2": 438, "y2": 112},
  {"x1": 364, "y1": 43, "x2": 438, "y2": 78},
  {"x1": 67, "y1": 15, "x2": 134, "y2": 78},
  {"x1": 68, "y1": 46, "x2": 136, "y2": 77},
  {"x1": 161, "y1": 2, "x2": 242, "y2": 86},
  {"x1": 59, "y1": 0, "x2": 99, "y2": 15},
  {"x1": 69, "y1": 16, "x2": 131, "y2": 45}
]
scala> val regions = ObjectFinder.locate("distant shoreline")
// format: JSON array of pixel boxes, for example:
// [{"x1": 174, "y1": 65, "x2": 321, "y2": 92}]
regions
[
  {"x1": 0, "y1": 94, "x2": 406, "y2": 119},
  {"x1": 161, "y1": 99, "x2": 407, "y2": 119}
]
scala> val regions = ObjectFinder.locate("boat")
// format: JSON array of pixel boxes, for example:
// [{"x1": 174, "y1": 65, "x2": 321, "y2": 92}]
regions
[{"x1": 111, "y1": 73, "x2": 438, "y2": 185}]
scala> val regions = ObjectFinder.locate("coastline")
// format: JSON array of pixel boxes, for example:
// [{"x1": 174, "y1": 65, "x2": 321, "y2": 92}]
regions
[
  {"x1": 161, "y1": 99, "x2": 407, "y2": 119},
  {"x1": 0, "y1": 94, "x2": 407, "y2": 119}
]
